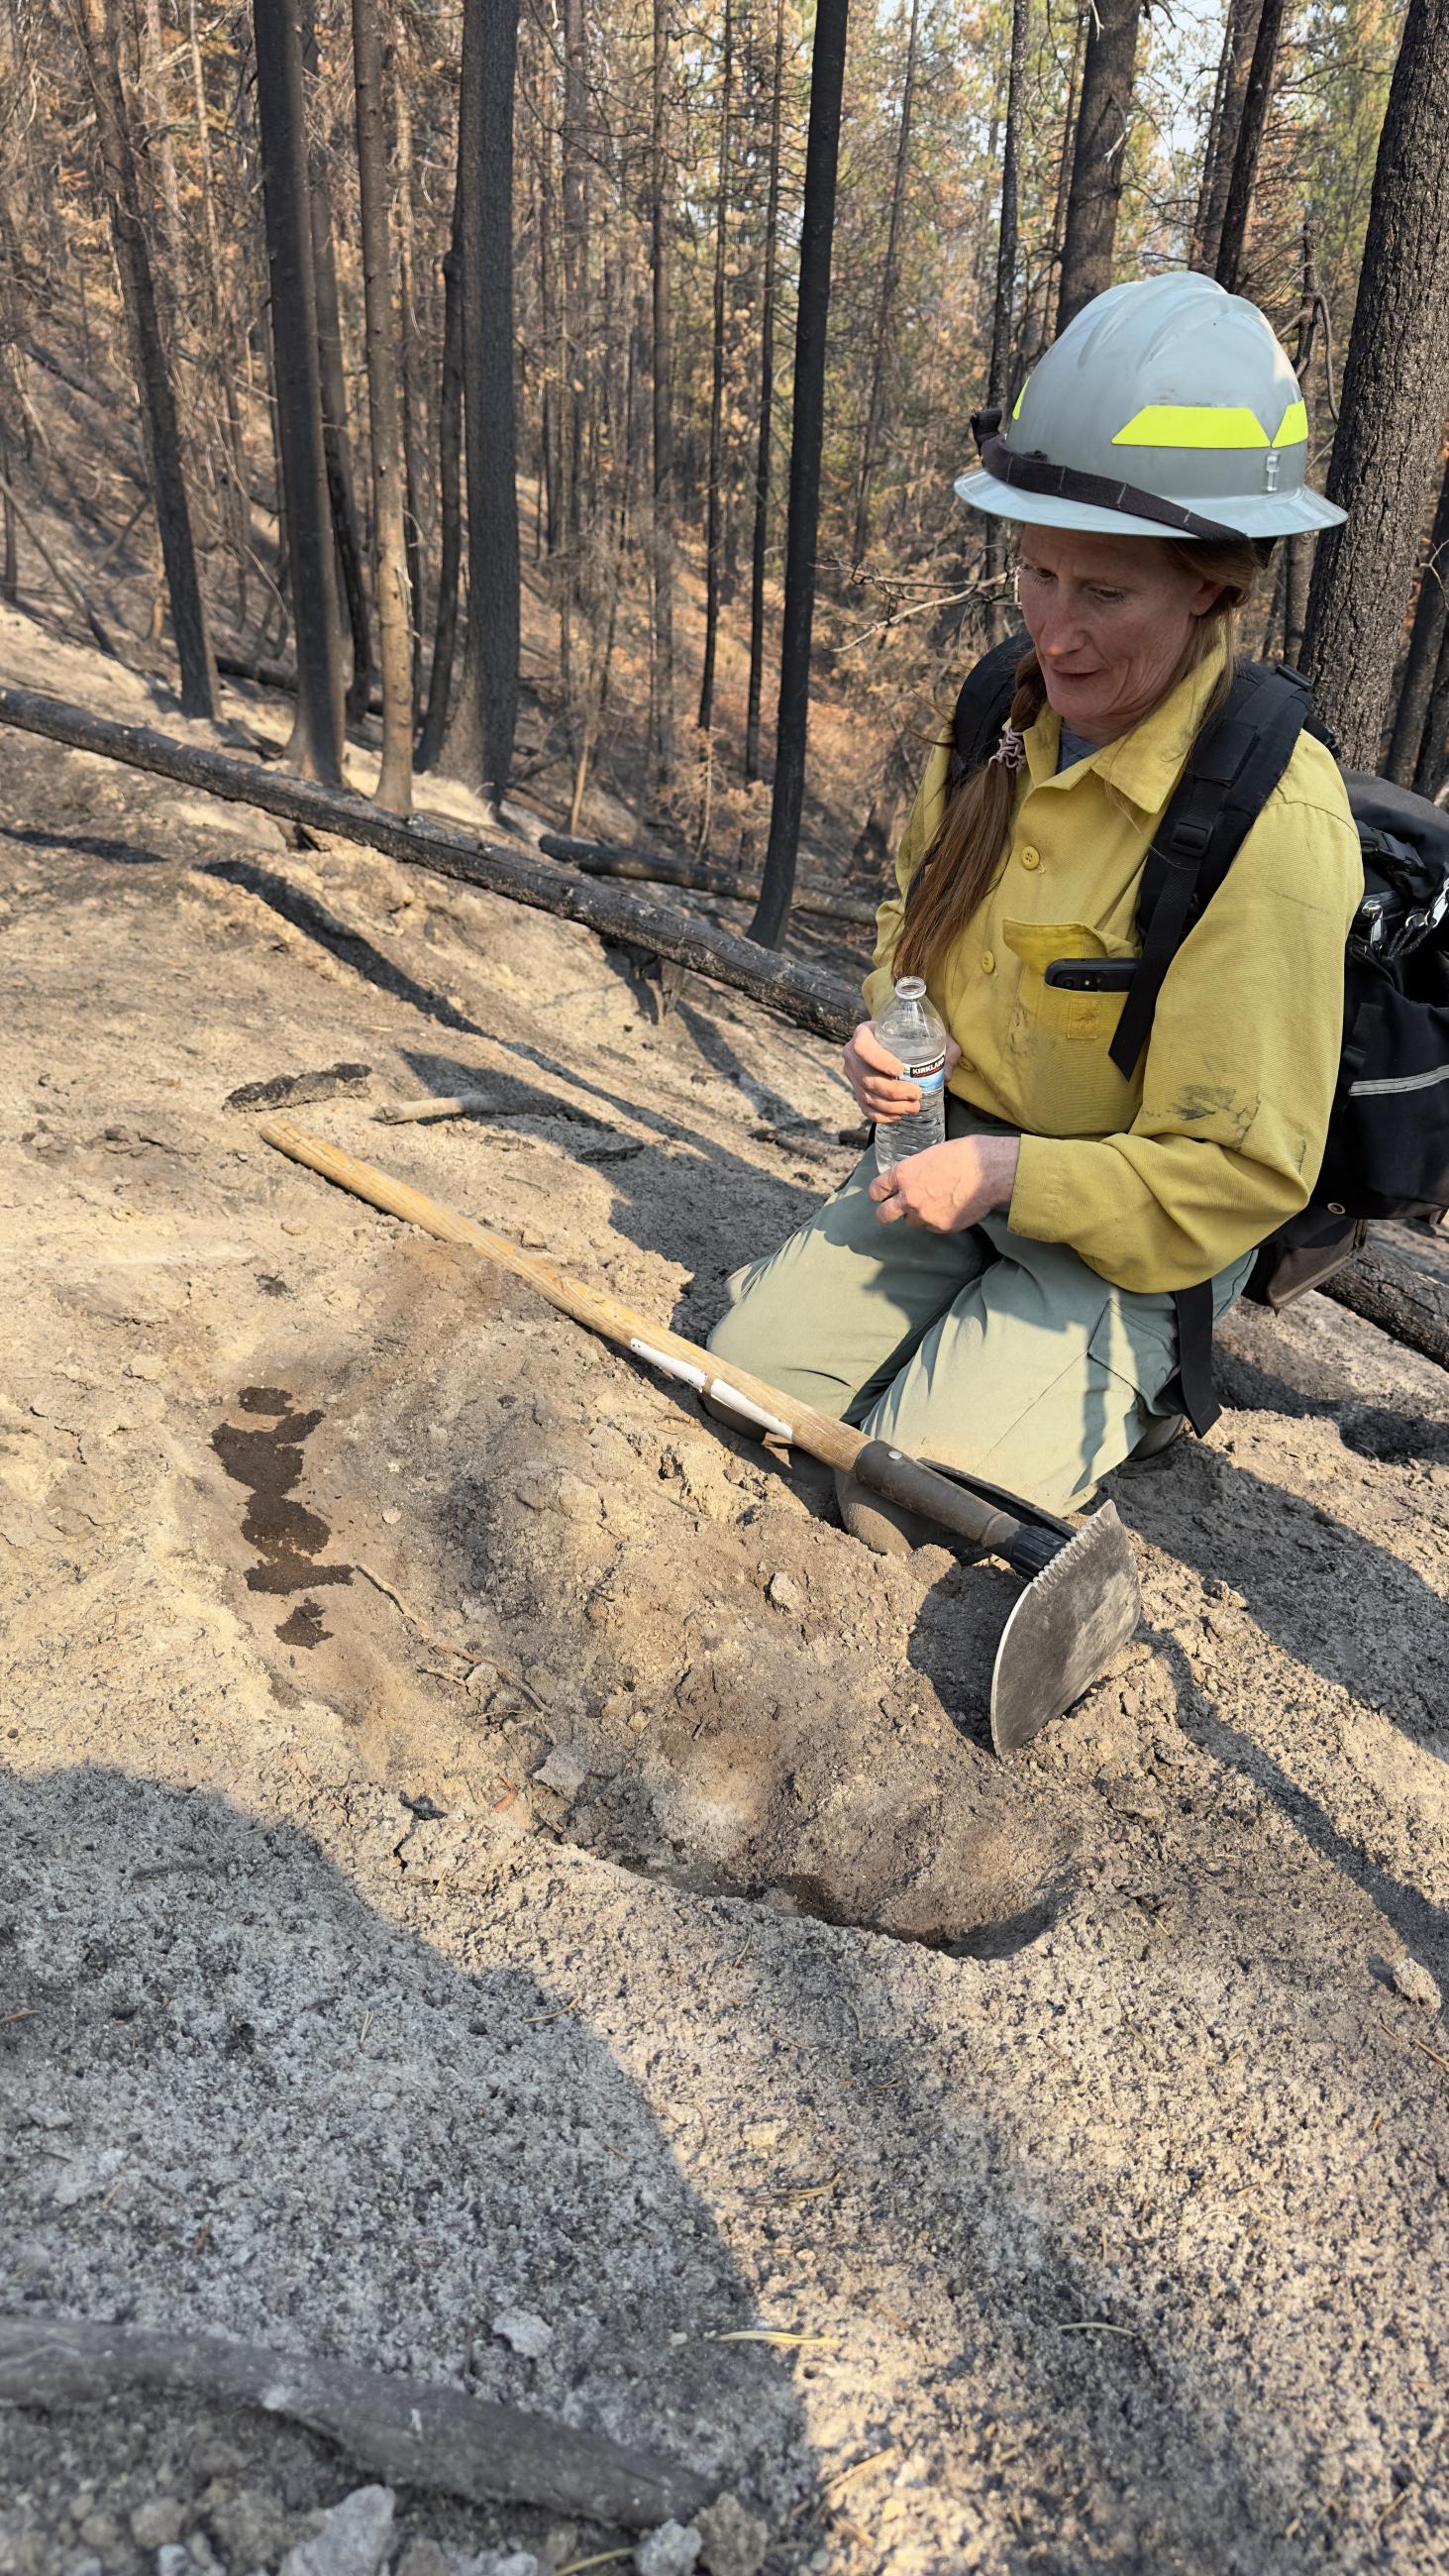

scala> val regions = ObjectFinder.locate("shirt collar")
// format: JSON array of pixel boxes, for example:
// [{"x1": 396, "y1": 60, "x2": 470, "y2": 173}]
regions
[{"x1": 1021, "y1": 640, "x2": 1230, "y2": 815}]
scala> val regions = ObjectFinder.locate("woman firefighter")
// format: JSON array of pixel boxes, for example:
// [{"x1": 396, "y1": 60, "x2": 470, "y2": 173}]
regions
[{"x1": 707, "y1": 271, "x2": 1363, "y2": 1556}]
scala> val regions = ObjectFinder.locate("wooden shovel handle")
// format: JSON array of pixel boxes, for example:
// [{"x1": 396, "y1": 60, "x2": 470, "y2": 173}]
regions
[
  {"x1": 259, "y1": 1118, "x2": 865, "y2": 1473},
  {"x1": 259, "y1": 1122, "x2": 1041, "y2": 1561}
]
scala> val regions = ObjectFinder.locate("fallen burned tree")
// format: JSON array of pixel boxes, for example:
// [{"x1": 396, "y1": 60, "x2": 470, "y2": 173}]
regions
[
  {"x1": 538, "y1": 830, "x2": 879, "y2": 927},
  {"x1": 0, "y1": 683, "x2": 859, "y2": 1046},
  {"x1": 1322, "y1": 1234, "x2": 1449, "y2": 1368},
  {"x1": 0, "y1": 2314, "x2": 712, "y2": 2527},
  {"x1": 1, "y1": 680, "x2": 1444, "y2": 1378}
]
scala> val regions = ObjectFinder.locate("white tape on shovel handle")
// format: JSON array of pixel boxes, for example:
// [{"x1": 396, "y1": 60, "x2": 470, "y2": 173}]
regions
[
  {"x1": 705, "y1": 1377, "x2": 792, "y2": 1440},
  {"x1": 628, "y1": 1341, "x2": 793, "y2": 1441},
  {"x1": 630, "y1": 1338, "x2": 706, "y2": 1391}
]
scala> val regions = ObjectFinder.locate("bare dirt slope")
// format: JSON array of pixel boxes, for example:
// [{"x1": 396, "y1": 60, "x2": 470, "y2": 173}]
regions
[{"x1": 2, "y1": 613, "x2": 1448, "y2": 2576}]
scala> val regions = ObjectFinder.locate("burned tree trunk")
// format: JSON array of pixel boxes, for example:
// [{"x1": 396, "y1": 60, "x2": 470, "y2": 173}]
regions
[
  {"x1": 73, "y1": 0, "x2": 216, "y2": 717},
  {"x1": 1055, "y1": 0, "x2": 1141, "y2": 333},
  {"x1": 983, "y1": 0, "x2": 1028, "y2": 638},
  {"x1": 748, "y1": 0, "x2": 850, "y2": 948},
  {"x1": 417, "y1": 198, "x2": 465, "y2": 773},
  {"x1": 253, "y1": 0, "x2": 345, "y2": 783},
  {"x1": 1214, "y1": 0, "x2": 1289, "y2": 295},
  {"x1": 650, "y1": 0, "x2": 676, "y2": 784},
  {"x1": 440, "y1": 0, "x2": 522, "y2": 808},
  {"x1": 1387, "y1": 446, "x2": 1449, "y2": 786},
  {"x1": 1191, "y1": 0, "x2": 1263, "y2": 273},
  {"x1": 300, "y1": 0, "x2": 373, "y2": 726},
  {"x1": 1412, "y1": 607, "x2": 1449, "y2": 799},
  {"x1": 351, "y1": 0, "x2": 413, "y2": 811},
  {"x1": 1302, "y1": 0, "x2": 1449, "y2": 770},
  {"x1": 696, "y1": 0, "x2": 735, "y2": 736},
  {"x1": 0, "y1": 682, "x2": 862, "y2": 1044},
  {"x1": 744, "y1": 0, "x2": 785, "y2": 787},
  {"x1": 852, "y1": 0, "x2": 921, "y2": 570}
]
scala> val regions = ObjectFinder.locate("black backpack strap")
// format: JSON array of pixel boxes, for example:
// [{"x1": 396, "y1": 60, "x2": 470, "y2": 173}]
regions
[
  {"x1": 1169, "y1": 1280, "x2": 1220, "y2": 1438},
  {"x1": 1108, "y1": 662, "x2": 1312, "y2": 1079},
  {"x1": 1109, "y1": 662, "x2": 1314, "y2": 1442},
  {"x1": 951, "y1": 628, "x2": 1031, "y2": 783}
]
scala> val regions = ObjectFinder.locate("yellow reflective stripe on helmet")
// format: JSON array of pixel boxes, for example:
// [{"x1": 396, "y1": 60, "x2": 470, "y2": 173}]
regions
[
  {"x1": 1273, "y1": 399, "x2": 1308, "y2": 446},
  {"x1": 1011, "y1": 383, "x2": 1026, "y2": 421},
  {"x1": 1112, "y1": 404, "x2": 1271, "y2": 450}
]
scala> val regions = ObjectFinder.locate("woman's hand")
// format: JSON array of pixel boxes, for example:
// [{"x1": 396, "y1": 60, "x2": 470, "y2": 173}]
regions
[
  {"x1": 868, "y1": 1132, "x2": 1020, "y2": 1232},
  {"x1": 843, "y1": 1020, "x2": 961, "y2": 1122}
]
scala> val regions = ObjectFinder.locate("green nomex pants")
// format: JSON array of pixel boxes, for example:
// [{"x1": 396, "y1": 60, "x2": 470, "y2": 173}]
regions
[{"x1": 706, "y1": 1109, "x2": 1253, "y2": 1521}]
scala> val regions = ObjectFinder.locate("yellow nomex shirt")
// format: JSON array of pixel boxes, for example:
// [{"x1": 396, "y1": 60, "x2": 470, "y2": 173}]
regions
[{"x1": 864, "y1": 646, "x2": 1364, "y2": 1294}]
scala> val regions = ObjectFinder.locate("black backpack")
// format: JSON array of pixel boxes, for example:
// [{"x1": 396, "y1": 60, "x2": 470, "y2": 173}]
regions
[{"x1": 950, "y1": 632, "x2": 1449, "y2": 1434}]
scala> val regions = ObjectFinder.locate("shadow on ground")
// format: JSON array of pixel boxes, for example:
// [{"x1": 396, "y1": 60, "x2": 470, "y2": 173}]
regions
[{"x1": 0, "y1": 1765, "x2": 809, "y2": 2563}]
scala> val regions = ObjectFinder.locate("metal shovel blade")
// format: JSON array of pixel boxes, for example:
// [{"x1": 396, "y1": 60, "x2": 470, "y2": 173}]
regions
[{"x1": 989, "y1": 1503, "x2": 1141, "y2": 1757}]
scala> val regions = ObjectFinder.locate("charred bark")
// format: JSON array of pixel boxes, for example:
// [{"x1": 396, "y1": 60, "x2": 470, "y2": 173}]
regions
[
  {"x1": 440, "y1": 0, "x2": 522, "y2": 808},
  {"x1": 1387, "y1": 446, "x2": 1449, "y2": 786},
  {"x1": 299, "y1": 0, "x2": 372, "y2": 725},
  {"x1": 852, "y1": 0, "x2": 920, "y2": 569},
  {"x1": 1192, "y1": 0, "x2": 1262, "y2": 273},
  {"x1": 749, "y1": 0, "x2": 850, "y2": 947},
  {"x1": 417, "y1": 196, "x2": 465, "y2": 773},
  {"x1": 744, "y1": 0, "x2": 785, "y2": 786},
  {"x1": 351, "y1": 0, "x2": 413, "y2": 811},
  {"x1": 1214, "y1": 0, "x2": 1288, "y2": 295},
  {"x1": 696, "y1": 0, "x2": 735, "y2": 736},
  {"x1": 650, "y1": 0, "x2": 676, "y2": 783},
  {"x1": 1056, "y1": 0, "x2": 1141, "y2": 333},
  {"x1": 253, "y1": 0, "x2": 345, "y2": 782},
  {"x1": 73, "y1": 0, "x2": 216, "y2": 716}
]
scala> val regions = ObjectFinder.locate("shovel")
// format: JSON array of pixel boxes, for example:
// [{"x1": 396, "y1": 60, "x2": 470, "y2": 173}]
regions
[{"x1": 260, "y1": 1121, "x2": 1141, "y2": 1753}]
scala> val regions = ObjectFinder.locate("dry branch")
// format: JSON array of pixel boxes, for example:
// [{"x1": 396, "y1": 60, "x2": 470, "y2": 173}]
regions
[
  {"x1": 0, "y1": 684, "x2": 859, "y2": 1044},
  {"x1": 0, "y1": 2315, "x2": 712, "y2": 2528}
]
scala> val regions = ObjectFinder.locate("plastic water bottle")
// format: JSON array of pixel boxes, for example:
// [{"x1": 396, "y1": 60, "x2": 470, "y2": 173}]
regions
[{"x1": 872, "y1": 976, "x2": 949, "y2": 1172}]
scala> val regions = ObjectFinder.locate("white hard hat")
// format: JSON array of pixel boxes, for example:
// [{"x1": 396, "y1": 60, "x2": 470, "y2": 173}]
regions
[{"x1": 956, "y1": 272, "x2": 1345, "y2": 542}]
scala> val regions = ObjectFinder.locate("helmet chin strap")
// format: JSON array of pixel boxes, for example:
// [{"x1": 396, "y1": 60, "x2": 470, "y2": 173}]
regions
[{"x1": 970, "y1": 407, "x2": 1243, "y2": 547}]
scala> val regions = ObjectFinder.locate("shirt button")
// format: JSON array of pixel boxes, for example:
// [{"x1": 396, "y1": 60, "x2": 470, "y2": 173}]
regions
[
  {"x1": 1020, "y1": 846, "x2": 1041, "y2": 871},
  {"x1": 982, "y1": 949, "x2": 995, "y2": 975}
]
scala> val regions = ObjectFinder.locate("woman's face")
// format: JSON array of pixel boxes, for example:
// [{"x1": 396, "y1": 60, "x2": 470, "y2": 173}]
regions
[{"x1": 1015, "y1": 529, "x2": 1225, "y2": 745}]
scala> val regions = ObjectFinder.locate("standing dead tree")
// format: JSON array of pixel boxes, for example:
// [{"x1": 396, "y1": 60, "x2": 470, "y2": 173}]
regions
[
  {"x1": 253, "y1": 0, "x2": 345, "y2": 783},
  {"x1": 441, "y1": 0, "x2": 522, "y2": 809},
  {"x1": 852, "y1": 0, "x2": 921, "y2": 571},
  {"x1": 1214, "y1": 0, "x2": 1289, "y2": 295},
  {"x1": 1056, "y1": 0, "x2": 1140, "y2": 333},
  {"x1": 72, "y1": 0, "x2": 216, "y2": 717},
  {"x1": 1412, "y1": 583, "x2": 1449, "y2": 799},
  {"x1": 351, "y1": 0, "x2": 413, "y2": 812},
  {"x1": 744, "y1": 0, "x2": 785, "y2": 788},
  {"x1": 649, "y1": 0, "x2": 676, "y2": 786},
  {"x1": 417, "y1": 182, "x2": 465, "y2": 773},
  {"x1": 1191, "y1": 0, "x2": 1263, "y2": 273},
  {"x1": 300, "y1": 0, "x2": 373, "y2": 726},
  {"x1": 1386, "y1": 444, "x2": 1449, "y2": 787},
  {"x1": 696, "y1": 0, "x2": 736, "y2": 742},
  {"x1": 981, "y1": 0, "x2": 1028, "y2": 640},
  {"x1": 749, "y1": 0, "x2": 850, "y2": 948},
  {"x1": 1302, "y1": 0, "x2": 1449, "y2": 770}
]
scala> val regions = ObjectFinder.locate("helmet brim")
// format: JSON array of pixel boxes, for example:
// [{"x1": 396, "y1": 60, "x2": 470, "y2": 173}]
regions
[{"x1": 954, "y1": 467, "x2": 1346, "y2": 541}]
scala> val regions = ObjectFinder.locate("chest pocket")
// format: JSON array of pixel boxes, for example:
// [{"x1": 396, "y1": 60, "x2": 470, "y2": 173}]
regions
[{"x1": 1000, "y1": 919, "x2": 1137, "y2": 1041}]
